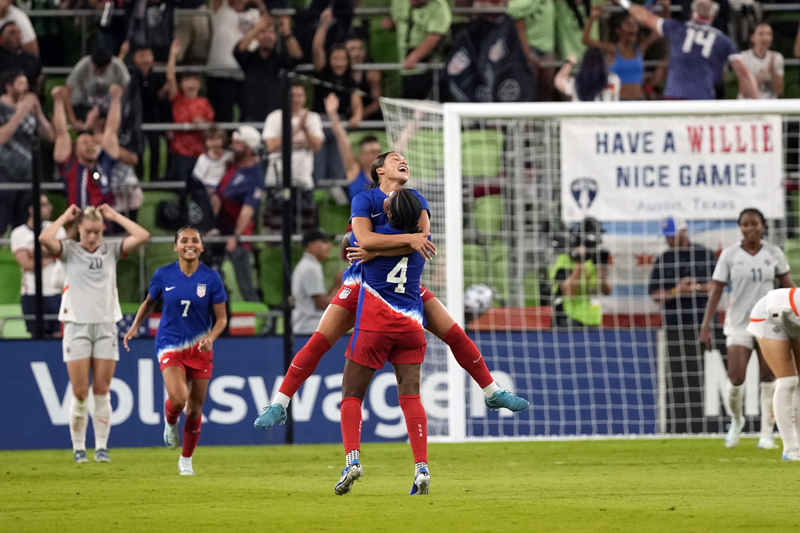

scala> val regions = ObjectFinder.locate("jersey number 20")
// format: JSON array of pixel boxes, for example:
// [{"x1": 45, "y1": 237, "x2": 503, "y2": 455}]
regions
[{"x1": 387, "y1": 257, "x2": 409, "y2": 294}]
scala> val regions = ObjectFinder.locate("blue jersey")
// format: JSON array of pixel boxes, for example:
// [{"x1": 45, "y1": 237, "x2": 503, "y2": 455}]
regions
[
  {"x1": 149, "y1": 262, "x2": 227, "y2": 359},
  {"x1": 355, "y1": 224, "x2": 427, "y2": 332},
  {"x1": 348, "y1": 169, "x2": 371, "y2": 201},
  {"x1": 660, "y1": 19, "x2": 740, "y2": 100},
  {"x1": 350, "y1": 187, "x2": 430, "y2": 226}
]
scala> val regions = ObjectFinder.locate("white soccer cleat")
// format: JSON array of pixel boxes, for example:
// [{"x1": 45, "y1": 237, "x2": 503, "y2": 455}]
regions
[
  {"x1": 409, "y1": 466, "x2": 430, "y2": 496},
  {"x1": 757, "y1": 435, "x2": 778, "y2": 450},
  {"x1": 782, "y1": 449, "x2": 800, "y2": 461},
  {"x1": 164, "y1": 421, "x2": 179, "y2": 450},
  {"x1": 725, "y1": 418, "x2": 745, "y2": 449},
  {"x1": 334, "y1": 460, "x2": 363, "y2": 496},
  {"x1": 178, "y1": 456, "x2": 194, "y2": 475}
]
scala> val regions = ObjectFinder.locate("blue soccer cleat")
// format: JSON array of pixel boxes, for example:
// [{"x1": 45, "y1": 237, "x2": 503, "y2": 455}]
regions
[
  {"x1": 409, "y1": 466, "x2": 430, "y2": 496},
  {"x1": 334, "y1": 460, "x2": 363, "y2": 496},
  {"x1": 73, "y1": 450, "x2": 88, "y2": 464},
  {"x1": 782, "y1": 449, "x2": 800, "y2": 461},
  {"x1": 254, "y1": 404, "x2": 287, "y2": 429},
  {"x1": 485, "y1": 390, "x2": 530, "y2": 412},
  {"x1": 94, "y1": 449, "x2": 111, "y2": 463}
]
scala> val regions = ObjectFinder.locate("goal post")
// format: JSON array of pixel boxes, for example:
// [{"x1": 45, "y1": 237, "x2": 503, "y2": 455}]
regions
[{"x1": 382, "y1": 97, "x2": 800, "y2": 443}]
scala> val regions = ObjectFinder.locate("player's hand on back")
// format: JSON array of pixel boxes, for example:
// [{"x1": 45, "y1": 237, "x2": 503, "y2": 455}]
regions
[
  {"x1": 408, "y1": 233, "x2": 436, "y2": 260},
  {"x1": 347, "y1": 245, "x2": 377, "y2": 265}
]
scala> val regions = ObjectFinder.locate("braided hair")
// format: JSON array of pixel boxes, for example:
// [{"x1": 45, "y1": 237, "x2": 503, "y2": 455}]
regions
[
  {"x1": 387, "y1": 189, "x2": 422, "y2": 234},
  {"x1": 368, "y1": 151, "x2": 395, "y2": 189}
]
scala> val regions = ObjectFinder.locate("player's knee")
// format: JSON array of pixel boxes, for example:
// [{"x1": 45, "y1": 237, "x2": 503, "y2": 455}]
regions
[
  {"x1": 729, "y1": 373, "x2": 746, "y2": 387},
  {"x1": 169, "y1": 394, "x2": 188, "y2": 411},
  {"x1": 73, "y1": 387, "x2": 89, "y2": 401},
  {"x1": 186, "y1": 408, "x2": 202, "y2": 419},
  {"x1": 397, "y1": 383, "x2": 420, "y2": 396},
  {"x1": 92, "y1": 383, "x2": 110, "y2": 395}
]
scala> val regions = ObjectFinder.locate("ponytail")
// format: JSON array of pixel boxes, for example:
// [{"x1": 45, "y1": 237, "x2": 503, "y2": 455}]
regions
[{"x1": 368, "y1": 151, "x2": 395, "y2": 189}]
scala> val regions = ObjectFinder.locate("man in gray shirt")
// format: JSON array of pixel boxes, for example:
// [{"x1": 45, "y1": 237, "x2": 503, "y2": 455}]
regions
[
  {"x1": 65, "y1": 46, "x2": 130, "y2": 131},
  {"x1": 292, "y1": 229, "x2": 343, "y2": 335}
]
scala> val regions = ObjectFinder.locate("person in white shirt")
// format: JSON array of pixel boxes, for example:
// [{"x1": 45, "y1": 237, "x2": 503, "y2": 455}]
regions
[
  {"x1": 555, "y1": 49, "x2": 621, "y2": 102},
  {"x1": 292, "y1": 229, "x2": 343, "y2": 335},
  {"x1": 193, "y1": 128, "x2": 233, "y2": 217},
  {"x1": 206, "y1": 0, "x2": 261, "y2": 122},
  {"x1": 747, "y1": 288, "x2": 800, "y2": 461},
  {"x1": 263, "y1": 84, "x2": 324, "y2": 190},
  {"x1": 700, "y1": 208, "x2": 794, "y2": 450},
  {"x1": 10, "y1": 195, "x2": 65, "y2": 337},
  {"x1": 0, "y1": 0, "x2": 38, "y2": 57},
  {"x1": 39, "y1": 204, "x2": 149, "y2": 464},
  {"x1": 738, "y1": 23, "x2": 784, "y2": 100}
]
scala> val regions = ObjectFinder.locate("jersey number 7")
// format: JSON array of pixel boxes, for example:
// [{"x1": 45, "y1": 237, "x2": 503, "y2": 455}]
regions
[{"x1": 387, "y1": 257, "x2": 409, "y2": 294}]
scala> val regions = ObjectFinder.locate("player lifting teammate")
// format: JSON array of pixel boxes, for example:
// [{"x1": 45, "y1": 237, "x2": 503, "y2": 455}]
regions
[
  {"x1": 255, "y1": 151, "x2": 528, "y2": 429},
  {"x1": 123, "y1": 226, "x2": 228, "y2": 475},
  {"x1": 39, "y1": 204, "x2": 150, "y2": 463},
  {"x1": 700, "y1": 209, "x2": 794, "y2": 449}
]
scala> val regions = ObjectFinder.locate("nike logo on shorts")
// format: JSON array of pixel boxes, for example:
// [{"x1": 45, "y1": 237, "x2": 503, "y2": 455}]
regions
[{"x1": 166, "y1": 286, "x2": 176, "y2": 291}]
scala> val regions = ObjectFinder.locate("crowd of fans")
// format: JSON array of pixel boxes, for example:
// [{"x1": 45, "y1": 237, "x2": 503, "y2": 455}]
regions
[{"x1": 1, "y1": 0, "x2": 800, "y2": 332}]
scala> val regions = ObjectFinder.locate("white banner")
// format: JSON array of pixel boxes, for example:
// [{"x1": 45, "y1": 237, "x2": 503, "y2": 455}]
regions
[{"x1": 560, "y1": 115, "x2": 784, "y2": 222}]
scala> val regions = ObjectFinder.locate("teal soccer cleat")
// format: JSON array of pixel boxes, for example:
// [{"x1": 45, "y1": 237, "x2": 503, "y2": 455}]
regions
[
  {"x1": 334, "y1": 460, "x2": 363, "y2": 496},
  {"x1": 254, "y1": 404, "x2": 287, "y2": 429},
  {"x1": 485, "y1": 390, "x2": 530, "y2": 412}
]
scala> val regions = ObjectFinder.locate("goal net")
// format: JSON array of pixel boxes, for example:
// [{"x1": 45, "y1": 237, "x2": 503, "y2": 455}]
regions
[{"x1": 381, "y1": 97, "x2": 800, "y2": 442}]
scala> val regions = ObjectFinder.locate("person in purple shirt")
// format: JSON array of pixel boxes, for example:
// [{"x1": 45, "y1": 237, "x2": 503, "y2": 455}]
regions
[{"x1": 614, "y1": 0, "x2": 758, "y2": 100}]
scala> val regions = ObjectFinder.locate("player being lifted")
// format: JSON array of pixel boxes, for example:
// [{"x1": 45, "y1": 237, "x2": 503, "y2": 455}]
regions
[
  {"x1": 700, "y1": 208, "x2": 794, "y2": 449},
  {"x1": 255, "y1": 151, "x2": 528, "y2": 429},
  {"x1": 335, "y1": 189, "x2": 431, "y2": 496},
  {"x1": 123, "y1": 226, "x2": 227, "y2": 475},
  {"x1": 39, "y1": 204, "x2": 150, "y2": 463}
]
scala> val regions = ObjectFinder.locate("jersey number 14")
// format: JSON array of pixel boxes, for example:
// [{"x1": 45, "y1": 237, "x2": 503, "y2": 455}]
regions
[
  {"x1": 682, "y1": 28, "x2": 717, "y2": 58},
  {"x1": 387, "y1": 257, "x2": 409, "y2": 294}
]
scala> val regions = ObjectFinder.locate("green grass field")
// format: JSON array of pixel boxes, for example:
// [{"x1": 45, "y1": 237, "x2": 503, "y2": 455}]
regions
[{"x1": 1, "y1": 439, "x2": 797, "y2": 532}]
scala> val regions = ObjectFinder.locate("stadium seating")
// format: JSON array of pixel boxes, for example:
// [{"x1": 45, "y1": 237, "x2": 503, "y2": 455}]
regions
[
  {"x1": 473, "y1": 194, "x2": 504, "y2": 234},
  {"x1": 461, "y1": 129, "x2": 504, "y2": 179},
  {"x1": 0, "y1": 304, "x2": 29, "y2": 339},
  {"x1": 116, "y1": 256, "x2": 142, "y2": 304},
  {"x1": 0, "y1": 248, "x2": 21, "y2": 305},
  {"x1": 138, "y1": 191, "x2": 181, "y2": 237},
  {"x1": 315, "y1": 189, "x2": 351, "y2": 235}
]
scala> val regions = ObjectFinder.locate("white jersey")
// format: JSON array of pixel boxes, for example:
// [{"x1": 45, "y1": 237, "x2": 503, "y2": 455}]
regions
[
  {"x1": 10, "y1": 222, "x2": 67, "y2": 296},
  {"x1": 59, "y1": 238, "x2": 124, "y2": 324},
  {"x1": 748, "y1": 288, "x2": 800, "y2": 340},
  {"x1": 712, "y1": 240, "x2": 790, "y2": 335}
]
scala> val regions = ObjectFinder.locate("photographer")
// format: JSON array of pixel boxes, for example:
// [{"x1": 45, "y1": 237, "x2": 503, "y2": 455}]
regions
[{"x1": 549, "y1": 218, "x2": 612, "y2": 327}]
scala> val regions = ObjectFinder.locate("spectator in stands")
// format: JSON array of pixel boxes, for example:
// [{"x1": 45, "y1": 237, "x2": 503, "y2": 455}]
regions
[
  {"x1": 648, "y1": 216, "x2": 719, "y2": 433},
  {"x1": 582, "y1": 5, "x2": 661, "y2": 100},
  {"x1": 549, "y1": 218, "x2": 612, "y2": 327},
  {"x1": 508, "y1": 0, "x2": 556, "y2": 101},
  {"x1": 555, "y1": 49, "x2": 620, "y2": 101},
  {"x1": 0, "y1": 22, "x2": 41, "y2": 91},
  {"x1": 173, "y1": 0, "x2": 211, "y2": 64},
  {"x1": 0, "y1": 69, "x2": 54, "y2": 236},
  {"x1": 19, "y1": 0, "x2": 61, "y2": 66},
  {"x1": 671, "y1": 0, "x2": 729, "y2": 36},
  {"x1": 10, "y1": 195, "x2": 65, "y2": 337},
  {"x1": 234, "y1": 14, "x2": 302, "y2": 122},
  {"x1": 193, "y1": 127, "x2": 233, "y2": 217},
  {"x1": 324, "y1": 93, "x2": 381, "y2": 201},
  {"x1": 344, "y1": 34, "x2": 382, "y2": 120},
  {"x1": 0, "y1": 0, "x2": 38, "y2": 56},
  {"x1": 553, "y1": 0, "x2": 594, "y2": 64},
  {"x1": 739, "y1": 23, "x2": 783, "y2": 100},
  {"x1": 387, "y1": 0, "x2": 453, "y2": 99},
  {"x1": 64, "y1": 46, "x2": 131, "y2": 130},
  {"x1": 126, "y1": 44, "x2": 168, "y2": 181},
  {"x1": 214, "y1": 125, "x2": 263, "y2": 302},
  {"x1": 263, "y1": 83, "x2": 323, "y2": 190},
  {"x1": 52, "y1": 84, "x2": 121, "y2": 210},
  {"x1": 206, "y1": 0, "x2": 262, "y2": 123},
  {"x1": 614, "y1": 0, "x2": 759, "y2": 100},
  {"x1": 312, "y1": 7, "x2": 363, "y2": 183},
  {"x1": 292, "y1": 228, "x2": 343, "y2": 335},
  {"x1": 123, "y1": 0, "x2": 176, "y2": 63}
]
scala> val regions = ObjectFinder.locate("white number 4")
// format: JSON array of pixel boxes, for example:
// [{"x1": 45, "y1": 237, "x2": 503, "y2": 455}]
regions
[
  {"x1": 682, "y1": 27, "x2": 716, "y2": 58},
  {"x1": 386, "y1": 257, "x2": 409, "y2": 294},
  {"x1": 181, "y1": 300, "x2": 191, "y2": 317}
]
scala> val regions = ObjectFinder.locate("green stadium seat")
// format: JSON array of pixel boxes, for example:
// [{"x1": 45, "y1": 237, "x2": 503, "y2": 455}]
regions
[
  {"x1": 461, "y1": 129, "x2": 504, "y2": 179},
  {"x1": 473, "y1": 194, "x2": 504, "y2": 234},
  {"x1": 523, "y1": 269, "x2": 542, "y2": 307},
  {"x1": 315, "y1": 189, "x2": 351, "y2": 235},
  {"x1": 488, "y1": 240, "x2": 510, "y2": 305},
  {"x1": 138, "y1": 191, "x2": 181, "y2": 237},
  {"x1": 0, "y1": 248, "x2": 21, "y2": 305},
  {"x1": 120, "y1": 302, "x2": 142, "y2": 315},
  {"x1": 405, "y1": 130, "x2": 444, "y2": 180},
  {"x1": 258, "y1": 244, "x2": 304, "y2": 308},
  {"x1": 145, "y1": 242, "x2": 177, "y2": 282},
  {"x1": 230, "y1": 301, "x2": 270, "y2": 335},
  {"x1": 221, "y1": 258, "x2": 243, "y2": 303},
  {"x1": 463, "y1": 243, "x2": 488, "y2": 289},
  {"x1": 0, "y1": 303, "x2": 29, "y2": 339},
  {"x1": 116, "y1": 255, "x2": 141, "y2": 304}
]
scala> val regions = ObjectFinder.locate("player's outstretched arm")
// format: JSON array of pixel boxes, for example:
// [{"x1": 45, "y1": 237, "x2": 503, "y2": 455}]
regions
[
  {"x1": 123, "y1": 294, "x2": 157, "y2": 351},
  {"x1": 39, "y1": 204, "x2": 80, "y2": 256},
  {"x1": 97, "y1": 204, "x2": 150, "y2": 255},
  {"x1": 198, "y1": 302, "x2": 228, "y2": 353},
  {"x1": 731, "y1": 58, "x2": 760, "y2": 99},
  {"x1": 612, "y1": 0, "x2": 661, "y2": 32}
]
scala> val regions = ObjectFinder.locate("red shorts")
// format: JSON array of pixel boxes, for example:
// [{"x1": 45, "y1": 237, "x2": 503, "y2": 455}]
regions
[
  {"x1": 331, "y1": 284, "x2": 436, "y2": 315},
  {"x1": 346, "y1": 329, "x2": 427, "y2": 370},
  {"x1": 159, "y1": 346, "x2": 213, "y2": 380}
]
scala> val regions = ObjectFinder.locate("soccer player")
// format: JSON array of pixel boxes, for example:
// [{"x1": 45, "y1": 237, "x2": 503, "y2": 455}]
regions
[
  {"x1": 336, "y1": 188, "x2": 431, "y2": 496},
  {"x1": 746, "y1": 288, "x2": 800, "y2": 461},
  {"x1": 255, "y1": 152, "x2": 528, "y2": 429},
  {"x1": 39, "y1": 204, "x2": 150, "y2": 463},
  {"x1": 123, "y1": 226, "x2": 227, "y2": 475},
  {"x1": 700, "y1": 209, "x2": 794, "y2": 449},
  {"x1": 613, "y1": 0, "x2": 759, "y2": 100}
]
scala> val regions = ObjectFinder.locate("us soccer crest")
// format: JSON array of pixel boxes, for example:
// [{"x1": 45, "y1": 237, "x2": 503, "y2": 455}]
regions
[
  {"x1": 197, "y1": 284, "x2": 206, "y2": 298},
  {"x1": 339, "y1": 288, "x2": 351, "y2": 300}
]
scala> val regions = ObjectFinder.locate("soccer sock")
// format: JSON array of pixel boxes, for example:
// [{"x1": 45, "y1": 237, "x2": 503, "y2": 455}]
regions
[
  {"x1": 760, "y1": 381, "x2": 776, "y2": 437},
  {"x1": 399, "y1": 394, "x2": 428, "y2": 464},
  {"x1": 482, "y1": 382, "x2": 501, "y2": 398},
  {"x1": 793, "y1": 384, "x2": 800, "y2": 446},
  {"x1": 182, "y1": 415, "x2": 202, "y2": 458},
  {"x1": 728, "y1": 382, "x2": 744, "y2": 423},
  {"x1": 273, "y1": 393, "x2": 292, "y2": 409},
  {"x1": 165, "y1": 399, "x2": 182, "y2": 425},
  {"x1": 340, "y1": 397, "x2": 363, "y2": 462},
  {"x1": 69, "y1": 396, "x2": 89, "y2": 452},
  {"x1": 92, "y1": 393, "x2": 112, "y2": 450},
  {"x1": 346, "y1": 449, "x2": 360, "y2": 467},
  {"x1": 278, "y1": 332, "x2": 332, "y2": 401},
  {"x1": 442, "y1": 324, "x2": 495, "y2": 389},
  {"x1": 773, "y1": 376, "x2": 799, "y2": 452}
]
